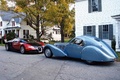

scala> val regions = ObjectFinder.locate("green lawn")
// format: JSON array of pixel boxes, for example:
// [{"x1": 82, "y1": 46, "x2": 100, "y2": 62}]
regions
[
  {"x1": 0, "y1": 43, "x2": 5, "y2": 46},
  {"x1": 116, "y1": 52, "x2": 120, "y2": 62}
]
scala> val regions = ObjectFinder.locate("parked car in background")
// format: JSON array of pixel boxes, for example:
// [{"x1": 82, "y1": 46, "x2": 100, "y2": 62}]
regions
[
  {"x1": 5, "y1": 38, "x2": 45, "y2": 54},
  {"x1": 43, "y1": 36, "x2": 118, "y2": 64}
]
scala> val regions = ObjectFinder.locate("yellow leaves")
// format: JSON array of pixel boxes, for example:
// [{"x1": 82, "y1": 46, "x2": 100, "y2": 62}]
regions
[
  {"x1": 14, "y1": 6, "x2": 23, "y2": 12},
  {"x1": 64, "y1": 17, "x2": 74, "y2": 34},
  {"x1": 0, "y1": 0, "x2": 8, "y2": 11},
  {"x1": 16, "y1": 0, "x2": 28, "y2": 8}
]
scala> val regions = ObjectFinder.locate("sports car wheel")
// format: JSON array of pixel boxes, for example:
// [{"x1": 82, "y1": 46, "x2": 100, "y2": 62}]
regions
[
  {"x1": 5, "y1": 44, "x2": 10, "y2": 51},
  {"x1": 20, "y1": 46, "x2": 25, "y2": 54},
  {"x1": 44, "y1": 48, "x2": 53, "y2": 58}
]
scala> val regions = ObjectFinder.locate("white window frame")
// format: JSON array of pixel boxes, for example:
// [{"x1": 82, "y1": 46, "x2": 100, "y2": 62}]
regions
[{"x1": 102, "y1": 25, "x2": 109, "y2": 39}]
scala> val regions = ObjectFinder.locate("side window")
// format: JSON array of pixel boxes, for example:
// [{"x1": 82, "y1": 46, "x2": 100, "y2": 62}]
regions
[
  {"x1": 88, "y1": 0, "x2": 102, "y2": 13},
  {"x1": 70, "y1": 39, "x2": 76, "y2": 44},
  {"x1": 71, "y1": 38, "x2": 84, "y2": 46},
  {"x1": 12, "y1": 21, "x2": 15, "y2": 26},
  {"x1": 99, "y1": 24, "x2": 113, "y2": 40},
  {"x1": 83, "y1": 26, "x2": 96, "y2": 36},
  {"x1": 75, "y1": 39, "x2": 81, "y2": 44},
  {"x1": 23, "y1": 30, "x2": 29, "y2": 38}
]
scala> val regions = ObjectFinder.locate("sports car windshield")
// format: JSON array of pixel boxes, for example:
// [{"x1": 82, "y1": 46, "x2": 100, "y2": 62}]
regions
[{"x1": 20, "y1": 39, "x2": 36, "y2": 43}]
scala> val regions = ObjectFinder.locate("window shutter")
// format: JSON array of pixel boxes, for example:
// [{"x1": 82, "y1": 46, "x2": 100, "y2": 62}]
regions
[
  {"x1": 92, "y1": 26, "x2": 96, "y2": 36},
  {"x1": 88, "y1": 0, "x2": 92, "y2": 13},
  {"x1": 99, "y1": 25, "x2": 102, "y2": 39},
  {"x1": 0, "y1": 21, "x2": 2, "y2": 26},
  {"x1": 98, "y1": 0, "x2": 102, "y2": 11},
  {"x1": 27, "y1": 30, "x2": 29, "y2": 35},
  {"x1": 23, "y1": 30, "x2": 25, "y2": 35},
  {"x1": 109, "y1": 24, "x2": 113, "y2": 40},
  {"x1": 17, "y1": 30, "x2": 19, "y2": 37},
  {"x1": 83, "y1": 26, "x2": 87, "y2": 35},
  {"x1": 23, "y1": 30, "x2": 25, "y2": 38}
]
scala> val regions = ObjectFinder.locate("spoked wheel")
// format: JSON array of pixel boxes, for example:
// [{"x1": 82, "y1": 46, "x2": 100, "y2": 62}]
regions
[
  {"x1": 44, "y1": 48, "x2": 53, "y2": 58},
  {"x1": 5, "y1": 44, "x2": 10, "y2": 51},
  {"x1": 20, "y1": 46, "x2": 26, "y2": 54}
]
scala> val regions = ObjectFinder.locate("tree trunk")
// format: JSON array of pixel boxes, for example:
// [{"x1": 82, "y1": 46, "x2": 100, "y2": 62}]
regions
[
  {"x1": 36, "y1": 15, "x2": 40, "y2": 41},
  {"x1": 60, "y1": 19, "x2": 65, "y2": 42},
  {"x1": 36, "y1": 29, "x2": 40, "y2": 41}
]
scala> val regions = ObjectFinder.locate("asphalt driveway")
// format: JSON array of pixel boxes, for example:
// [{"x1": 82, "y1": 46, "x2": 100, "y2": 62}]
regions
[{"x1": 0, "y1": 46, "x2": 120, "y2": 80}]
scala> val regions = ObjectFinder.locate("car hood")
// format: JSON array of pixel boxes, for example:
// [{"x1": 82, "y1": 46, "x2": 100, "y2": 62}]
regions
[
  {"x1": 6, "y1": 40, "x2": 14, "y2": 43},
  {"x1": 27, "y1": 42, "x2": 41, "y2": 46}
]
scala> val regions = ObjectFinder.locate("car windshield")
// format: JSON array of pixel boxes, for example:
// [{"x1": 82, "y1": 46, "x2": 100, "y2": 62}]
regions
[
  {"x1": 20, "y1": 39, "x2": 36, "y2": 43},
  {"x1": 68, "y1": 38, "x2": 74, "y2": 43}
]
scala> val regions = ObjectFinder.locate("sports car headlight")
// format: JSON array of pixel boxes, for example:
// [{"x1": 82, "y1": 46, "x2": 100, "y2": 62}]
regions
[{"x1": 28, "y1": 46, "x2": 35, "y2": 49}]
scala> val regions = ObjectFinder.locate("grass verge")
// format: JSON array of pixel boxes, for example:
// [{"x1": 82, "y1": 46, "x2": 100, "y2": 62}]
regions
[
  {"x1": 0, "y1": 43, "x2": 5, "y2": 46},
  {"x1": 116, "y1": 52, "x2": 120, "y2": 62}
]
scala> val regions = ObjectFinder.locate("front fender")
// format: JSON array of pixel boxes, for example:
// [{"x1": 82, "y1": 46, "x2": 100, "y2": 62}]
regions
[
  {"x1": 81, "y1": 46, "x2": 116, "y2": 62},
  {"x1": 44, "y1": 44, "x2": 67, "y2": 57}
]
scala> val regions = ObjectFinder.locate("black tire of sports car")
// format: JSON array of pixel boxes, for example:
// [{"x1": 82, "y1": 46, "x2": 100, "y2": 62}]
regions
[
  {"x1": 20, "y1": 46, "x2": 26, "y2": 54},
  {"x1": 44, "y1": 48, "x2": 53, "y2": 58},
  {"x1": 5, "y1": 44, "x2": 10, "y2": 51}
]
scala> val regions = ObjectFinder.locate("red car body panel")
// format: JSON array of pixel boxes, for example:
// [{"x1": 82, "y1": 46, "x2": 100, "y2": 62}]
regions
[{"x1": 5, "y1": 38, "x2": 45, "y2": 53}]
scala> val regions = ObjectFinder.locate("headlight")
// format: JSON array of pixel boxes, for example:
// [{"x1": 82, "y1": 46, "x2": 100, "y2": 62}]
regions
[{"x1": 28, "y1": 46, "x2": 35, "y2": 49}]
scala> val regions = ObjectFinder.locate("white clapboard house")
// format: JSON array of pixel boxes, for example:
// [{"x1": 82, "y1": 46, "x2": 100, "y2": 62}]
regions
[
  {"x1": 75, "y1": 0, "x2": 120, "y2": 51},
  {"x1": 0, "y1": 11, "x2": 61, "y2": 42}
]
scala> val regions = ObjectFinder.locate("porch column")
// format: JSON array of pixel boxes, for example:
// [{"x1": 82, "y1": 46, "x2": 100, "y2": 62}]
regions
[
  {"x1": 15, "y1": 29, "x2": 17, "y2": 34},
  {"x1": 116, "y1": 22, "x2": 120, "y2": 49}
]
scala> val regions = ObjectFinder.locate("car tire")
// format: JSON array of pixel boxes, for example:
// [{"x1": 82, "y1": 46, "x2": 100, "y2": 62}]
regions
[
  {"x1": 85, "y1": 60, "x2": 94, "y2": 65},
  {"x1": 5, "y1": 44, "x2": 10, "y2": 51},
  {"x1": 44, "y1": 47, "x2": 53, "y2": 58},
  {"x1": 20, "y1": 46, "x2": 26, "y2": 54}
]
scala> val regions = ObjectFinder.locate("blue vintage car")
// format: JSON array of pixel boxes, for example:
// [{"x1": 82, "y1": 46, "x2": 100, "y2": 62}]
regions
[{"x1": 43, "y1": 36, "x2": 118, "y2": 64}]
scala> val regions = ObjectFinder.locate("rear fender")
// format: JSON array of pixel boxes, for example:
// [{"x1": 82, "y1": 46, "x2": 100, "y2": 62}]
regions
[
  {"x1": 81, "y1": 46, "x2": 105, "y2": 62},
  {"x1": 81, "y1": 46, "x2": 117, "y2": 62},
  {"x1": 44, "y1": 44, "x2": 67, "y2": 57}
]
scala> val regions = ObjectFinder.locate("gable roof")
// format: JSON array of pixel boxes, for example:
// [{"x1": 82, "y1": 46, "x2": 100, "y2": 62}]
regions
[{"x1": 0, "y1": 10, "x2": 25, "y2": 23}]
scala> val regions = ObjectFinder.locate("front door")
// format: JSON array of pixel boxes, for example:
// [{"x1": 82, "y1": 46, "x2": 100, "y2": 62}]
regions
[{"x1": 65, "y1": 38, "x2": 84, "y2": 58}]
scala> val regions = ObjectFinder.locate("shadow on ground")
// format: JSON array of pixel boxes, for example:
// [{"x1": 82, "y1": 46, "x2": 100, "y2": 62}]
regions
[{"x1": 51, "y1": 57, "x2": 115, "y2": 66}]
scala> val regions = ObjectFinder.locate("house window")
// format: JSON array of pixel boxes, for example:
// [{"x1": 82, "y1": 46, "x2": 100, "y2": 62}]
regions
[
  {"x1": 0, "y1": 21, "x2": 2, "y2": 27},
  {"x1": 53, "y1": 29, "x2": 60, "y2": 34},
  {"x1": 56, "y1": 29, "x2": 60, "y2": 34},
  {"x1": 16, "y1": 30, "x2": 19, "y2": 37},
  {"x1": 0, "y1": 31, "x2": 2, "y2": 38},
  {"x1": 99, "y1": 24, "x2": 113, "y2": 40},
  {"x1": 103, "y1": 25, "x2": 109, "y2": 39},
  {"x1": 88, "y1": 0, "x2": 102, "y2": 13},
  {"x1": 12, "y1": 21, "x2": 15, "y2": 26},
  {"x1": 5, "y1": 31, "x2": 7, "y2": 34},
  {"x1": 23, "y1": 30, "x2": 29, "y2": 38},
  {"x1": 87, "y1": 26, "x2": 92, "y2": 35},
  {"x1": 83, "y1": 26, "x2": 96, "y2": 36}
]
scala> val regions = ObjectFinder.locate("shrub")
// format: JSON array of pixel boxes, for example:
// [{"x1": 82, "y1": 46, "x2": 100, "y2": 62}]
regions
[
  {"x1": 112, "y1": 39, "x2": 116, "y2": 51},
  {"x1": 6, "y1": 32, "x2": 16, "y2": 40}
]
